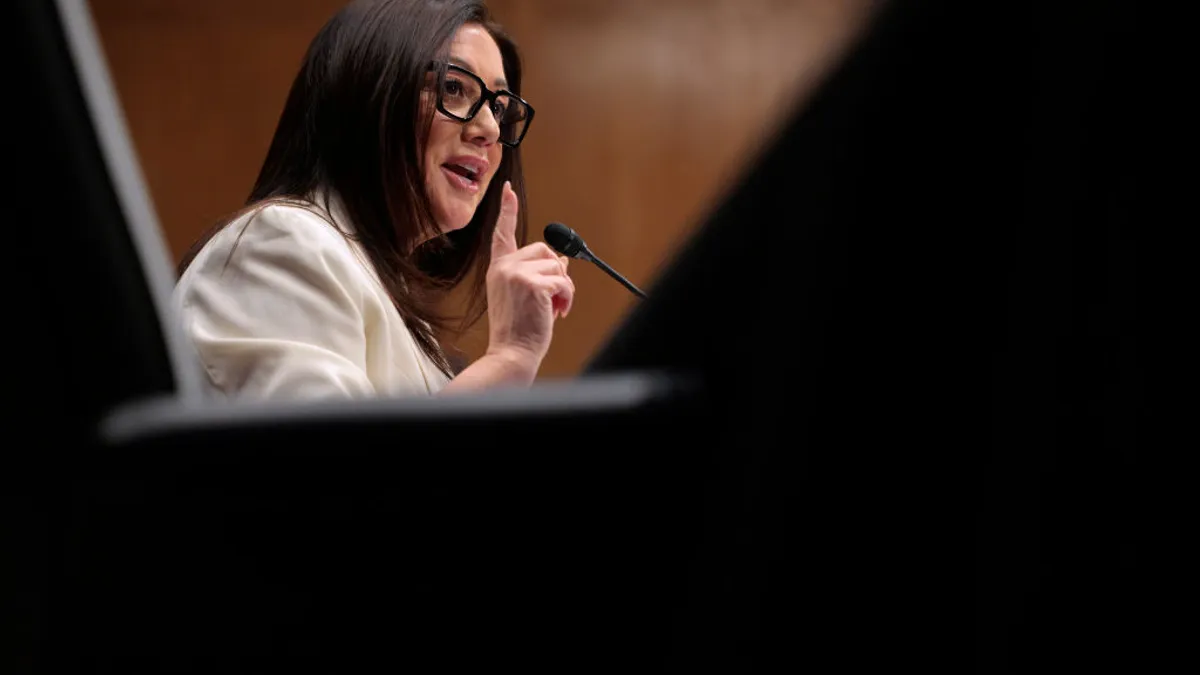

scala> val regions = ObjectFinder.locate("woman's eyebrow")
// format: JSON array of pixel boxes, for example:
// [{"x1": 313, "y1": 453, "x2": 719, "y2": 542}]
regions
[{"x1": 449, "y1": 55, "x2": 508, "y2": 89}]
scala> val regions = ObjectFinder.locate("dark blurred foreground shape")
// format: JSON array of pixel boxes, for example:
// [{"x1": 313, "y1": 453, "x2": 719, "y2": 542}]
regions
[{"x1": 5, "y1": 0, "x2": 1144, "y2": 672}]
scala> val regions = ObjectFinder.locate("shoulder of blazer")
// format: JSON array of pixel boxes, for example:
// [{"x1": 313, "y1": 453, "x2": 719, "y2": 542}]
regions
[{"x1": 203, "y1": 199, "x2": 374, "y2": 280}]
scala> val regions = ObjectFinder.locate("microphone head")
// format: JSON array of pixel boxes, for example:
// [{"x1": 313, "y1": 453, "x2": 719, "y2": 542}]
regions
[{"x1": 543, "y1": 221, "x2": 587, "y2": 258}]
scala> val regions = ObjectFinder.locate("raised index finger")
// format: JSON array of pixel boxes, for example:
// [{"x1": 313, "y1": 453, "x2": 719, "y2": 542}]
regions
[{"x1": 491, "y1": 180, "x2": 519, "y2": 259}]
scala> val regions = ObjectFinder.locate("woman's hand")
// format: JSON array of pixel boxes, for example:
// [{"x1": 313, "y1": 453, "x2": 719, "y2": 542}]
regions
[{"x1": 482, "y1": 180, "x2": 574, "y2": 380}]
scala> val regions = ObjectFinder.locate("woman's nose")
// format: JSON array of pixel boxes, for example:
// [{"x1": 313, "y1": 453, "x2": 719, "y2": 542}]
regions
[{"x1": 465, "y1": 104, "x2": 501, "y2": 145}]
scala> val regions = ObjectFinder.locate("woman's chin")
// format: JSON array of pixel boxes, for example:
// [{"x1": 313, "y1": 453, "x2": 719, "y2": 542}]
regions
[
  {"x1": 439, "y1": 216, "x2": 473, "y2": 234},
  {"x1": 430, "y1": 204, "x2": 473, "y2": 235}
]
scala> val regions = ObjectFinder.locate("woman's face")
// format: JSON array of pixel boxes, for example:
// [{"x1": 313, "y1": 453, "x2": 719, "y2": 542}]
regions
[{"x1": 423, "y1": 23, "x2": 507, "y2": 235}]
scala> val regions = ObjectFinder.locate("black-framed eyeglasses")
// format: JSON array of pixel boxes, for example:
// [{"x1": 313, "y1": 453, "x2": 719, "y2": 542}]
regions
[{"x1": 428, "y1": 62, "x2": 534, "y2": 148}]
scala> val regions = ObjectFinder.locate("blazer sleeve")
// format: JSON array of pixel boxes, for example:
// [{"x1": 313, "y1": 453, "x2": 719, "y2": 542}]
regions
[{"x1": 176, "y1": 204, "x2": 379, "y2": 401}]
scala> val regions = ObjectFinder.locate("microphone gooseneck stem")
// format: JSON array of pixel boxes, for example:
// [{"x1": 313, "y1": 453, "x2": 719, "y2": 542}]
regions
[{"x1": 581, "y1": 247, "x2": 647, "y2": 299}]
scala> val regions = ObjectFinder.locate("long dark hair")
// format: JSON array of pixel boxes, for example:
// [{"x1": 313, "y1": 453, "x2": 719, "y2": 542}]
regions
[{"x1": 177, "y1": 0, "x2": 528, "y2": 377}]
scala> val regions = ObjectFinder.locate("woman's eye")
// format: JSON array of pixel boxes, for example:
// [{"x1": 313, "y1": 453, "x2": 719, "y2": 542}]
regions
[
  {"x1": 491, "y1": 100, "x2": 507, "y2": 117},
  {"x1": 443, "y1": 80, "x2": 464, "y2": 97}
]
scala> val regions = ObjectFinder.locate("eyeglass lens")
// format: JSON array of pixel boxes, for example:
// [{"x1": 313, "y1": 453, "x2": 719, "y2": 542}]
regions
[{"x1": 439, "y1": 68, "x2": 529, "y2": 145}]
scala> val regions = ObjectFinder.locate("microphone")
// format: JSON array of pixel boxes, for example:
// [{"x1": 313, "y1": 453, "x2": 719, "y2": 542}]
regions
[{"x1": 544, "y1": 222, "x2": 647, "y2": 299}]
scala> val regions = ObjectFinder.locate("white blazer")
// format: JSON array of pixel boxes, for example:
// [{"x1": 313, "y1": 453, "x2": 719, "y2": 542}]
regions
[{"x1": 173, "y1": 196, "x2": 452, "y2": 401}]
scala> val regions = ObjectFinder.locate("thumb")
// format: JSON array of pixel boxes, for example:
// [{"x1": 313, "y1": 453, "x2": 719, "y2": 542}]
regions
[{"x1": 490, "y1": 180, "x2": 519, "y2": 259}]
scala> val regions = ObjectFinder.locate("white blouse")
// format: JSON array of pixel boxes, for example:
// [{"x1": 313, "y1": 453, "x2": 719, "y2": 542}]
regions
[{"x1": 173, "y1": 197, "x2": 452, "y2": 401}]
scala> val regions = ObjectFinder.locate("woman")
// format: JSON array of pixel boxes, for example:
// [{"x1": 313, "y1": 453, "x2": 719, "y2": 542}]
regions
[{"x1": 174, "y1": 0, "x2": 574, "y2": 400}]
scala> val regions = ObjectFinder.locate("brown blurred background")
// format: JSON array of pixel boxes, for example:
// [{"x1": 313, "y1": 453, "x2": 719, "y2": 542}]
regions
[{"x1": 90, "y1": 0, "x2": 875, "y2": 378}]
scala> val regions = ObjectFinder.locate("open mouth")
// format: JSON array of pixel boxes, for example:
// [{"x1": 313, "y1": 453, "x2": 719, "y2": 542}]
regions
[{"x1": 442, "y1": 163, "x2": 481, "y2": 191}]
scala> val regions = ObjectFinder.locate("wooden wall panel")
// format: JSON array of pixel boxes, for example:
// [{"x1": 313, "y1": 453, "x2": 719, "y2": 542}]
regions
[{"x1": 90, "y1": 0, "x2": 874, "y2": 377}]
